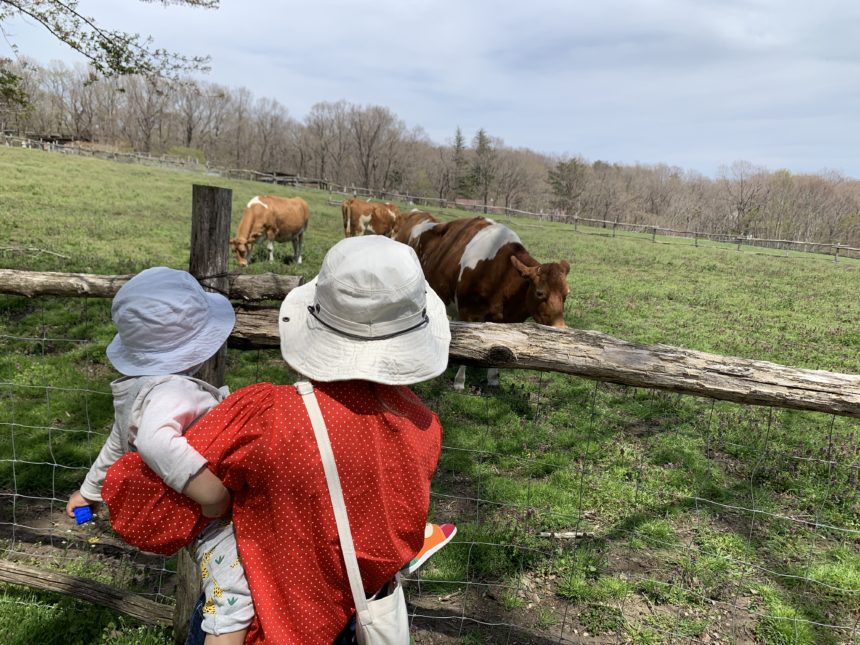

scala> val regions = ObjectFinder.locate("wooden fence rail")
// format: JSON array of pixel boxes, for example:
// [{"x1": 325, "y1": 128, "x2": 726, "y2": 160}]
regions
[
  {"x1": 230, "y1": 308, "x2": 860, "y2": 420},
  {"x1": 0, "y1": 269, "x2": 302, "y2": 301},
  {"x1": 2, "y1": 269, "x2": 858, "y2": 419},
  {"x1": 0, "y1": 560, "x2": 172, "y2": 627}
]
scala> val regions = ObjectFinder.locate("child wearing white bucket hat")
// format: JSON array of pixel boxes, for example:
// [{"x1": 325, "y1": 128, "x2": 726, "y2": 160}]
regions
[{"x1": 65, "y1": 267, "x2": 251, "y2": 645}]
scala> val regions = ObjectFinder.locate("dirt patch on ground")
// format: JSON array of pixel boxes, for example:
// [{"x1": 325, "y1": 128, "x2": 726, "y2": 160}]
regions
[
  {"x1": 0, "y1": 493, "x2": 174, "y2": 598},
  {"x1": 1, "y1": 495, "x2": 835, "y2": 645}
]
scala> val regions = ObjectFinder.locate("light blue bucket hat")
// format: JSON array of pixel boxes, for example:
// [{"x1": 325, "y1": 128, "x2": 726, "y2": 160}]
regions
[{"x1": 106, "y1": 267, "x2": 236, "y2": 376}]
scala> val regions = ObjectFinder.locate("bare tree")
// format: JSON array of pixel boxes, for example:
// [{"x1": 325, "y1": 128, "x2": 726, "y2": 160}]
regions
[
  {"x1": 228, "y1": 87, "x2": 252, "y2": 169},
  {"x1": 305, "y1": 101, "x2": 352, "y2": 181},
  {"x1": 494, "y1": 149, "x2": 529, "y2": 209},
  {"x1": 121, "y1": 74, "x2": 168, "y2": 152},
  {"x1": 251, "y1": 96, "x2": 291, "y2": 170},
  {"x1": 718, "y1": 160, "x2": 769, "y2": 235},
  {"x1": 583, "y1": 161, "x2": 621, "y2": 222},
  {"x1": 173, "y1": 80, "x2": 206, "y2": 149},
  {"x1": 196, "y1": 82, "x2": 229, "y2": 162},
  {"x1": 8, "y1": 57, "x2": 860, "y2": 247},
  {"x1": 348, "y1": 104, "x2": 405, "y2": 191}
]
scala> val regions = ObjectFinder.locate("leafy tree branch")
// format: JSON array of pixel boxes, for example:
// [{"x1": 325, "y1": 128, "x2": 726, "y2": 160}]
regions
[{"x1": 0, "y1": 0, "x2": 217, "y2": 79}]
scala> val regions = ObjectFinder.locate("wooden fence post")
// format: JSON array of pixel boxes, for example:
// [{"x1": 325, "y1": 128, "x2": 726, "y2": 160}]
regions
[{"x1": 174, "y1": 184, "x2": 233, "y2": 644}]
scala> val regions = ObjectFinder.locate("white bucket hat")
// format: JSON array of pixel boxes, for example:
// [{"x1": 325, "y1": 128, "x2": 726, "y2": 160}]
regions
[
  {"x1": 279, "y1": 236, "x2": 450, "y2": 384},
  {"x1": 106, "y1": 267, "x2": 236, "y2": 376}
]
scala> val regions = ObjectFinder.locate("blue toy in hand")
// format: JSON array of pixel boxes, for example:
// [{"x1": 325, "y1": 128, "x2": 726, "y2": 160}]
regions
[{"x1": 73, "y1": 505, "x2": 93, "y2": 525}]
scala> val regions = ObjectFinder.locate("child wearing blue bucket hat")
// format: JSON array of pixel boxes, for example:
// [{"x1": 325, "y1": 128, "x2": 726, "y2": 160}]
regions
[{"x1": 65, "y1": 266, "x2": 250, "y2": 645}]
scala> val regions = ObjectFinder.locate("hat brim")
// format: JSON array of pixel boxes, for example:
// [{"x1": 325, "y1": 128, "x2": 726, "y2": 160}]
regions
[
  {"x1": 279, "y1": 277, "x2": 451, "y2": 385},
  {"x1": 106, "y1": 291, "x2": 235, "y2": 376}
]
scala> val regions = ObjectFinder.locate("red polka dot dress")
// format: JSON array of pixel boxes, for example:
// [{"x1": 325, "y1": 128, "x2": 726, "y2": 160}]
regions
[{"x1": 104, "y1": 381, "x2": 443, "y2": 644}]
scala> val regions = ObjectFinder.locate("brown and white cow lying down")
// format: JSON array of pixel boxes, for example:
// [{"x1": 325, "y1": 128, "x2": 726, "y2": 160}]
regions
[
  {"x1": 341, "y1": 198, "x2": 402, "y2": 238},
  {"x1": 230, "y1": 195, "x2": 310, "y2": 267},
  {"x1": 404, "y1": 216, "x2": 570, "y2": 390}
]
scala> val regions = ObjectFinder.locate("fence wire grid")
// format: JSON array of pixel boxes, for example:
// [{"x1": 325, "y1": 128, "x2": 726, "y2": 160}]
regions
[{"x1": 1, "y1": 294, "x2": 858, "y2": 644}]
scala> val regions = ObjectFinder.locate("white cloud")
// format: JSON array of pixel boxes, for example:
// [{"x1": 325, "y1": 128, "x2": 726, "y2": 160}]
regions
[{"x1": 3, "y1": 0, "x2": 860, "y2": 176}]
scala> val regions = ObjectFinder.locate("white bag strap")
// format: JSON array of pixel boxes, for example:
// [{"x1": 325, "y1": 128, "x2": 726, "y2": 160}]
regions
[{"x1": 295, "y1": 380, "x2": 373, "y2": 625}]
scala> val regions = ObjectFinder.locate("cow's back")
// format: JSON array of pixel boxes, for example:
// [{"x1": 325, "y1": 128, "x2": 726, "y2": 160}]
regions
[
  {"x1": 395, "y1": 210, "x2": 439, "y2": 245},
  {"x1": 262, "y1": 196, "x2": 309, "y2": 238},
  {"x1": 411, "y1": 217, "x2": 494, "y2": 306},
  {"x1": 370, "y1": 202, "x2": 400, "y2": 237},
  {"x1": 235, "y1": 197, "x2": 270, "y2": 241}
]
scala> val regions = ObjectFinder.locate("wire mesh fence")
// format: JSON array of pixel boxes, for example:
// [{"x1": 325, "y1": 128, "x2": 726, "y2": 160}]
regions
[
  {"x1": 405, "y1": 376, "x2": 860, "y2": 644},
  {"x1": 0, "y1": 296, "x2": 176, "y2": 607},
  {"x1": 1, "y1": 295, "x2": 858, "y2": 644}
]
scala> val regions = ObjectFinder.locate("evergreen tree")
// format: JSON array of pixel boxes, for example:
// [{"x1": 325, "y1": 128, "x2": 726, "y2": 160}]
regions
[
  {"x1": 471, "y1": 127, "x2": 497, "y2": 212},
  {"x1": 452, "y1": 126, "x2": 470, "y2": 198},
  {"x1": 548, "y1": 157, "x2": 588, "y2": 216},
  {"x1": 0, "y1": 59, "x2": 30, "y2": 131}
]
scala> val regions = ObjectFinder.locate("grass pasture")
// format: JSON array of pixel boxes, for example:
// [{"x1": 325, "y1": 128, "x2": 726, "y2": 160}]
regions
[{"x1": 1, "y1": 145, "x2": 859, "y2": 644}]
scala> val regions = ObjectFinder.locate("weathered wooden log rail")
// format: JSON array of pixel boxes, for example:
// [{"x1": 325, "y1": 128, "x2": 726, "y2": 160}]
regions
[
  {"x1": 2, "y1": 269, "x2": 859, "y2": 419},
  {"x1": 0, "y1": 269, "x2": 303, "y2": 301},
  {"x1": 0, "y1": 560, "x2": 173, "y2": 626},
  {"x1": 231, "y1": 308, "x2": 860, "y2": 419}
]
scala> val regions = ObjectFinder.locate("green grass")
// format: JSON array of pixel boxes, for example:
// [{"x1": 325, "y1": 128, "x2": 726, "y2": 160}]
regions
[
  {"x1": 0, "y1": 587, "x2": 171, "y2": 645},
  {"x1": 1, "y1": 146, "x2": 859, "y2": 642}
]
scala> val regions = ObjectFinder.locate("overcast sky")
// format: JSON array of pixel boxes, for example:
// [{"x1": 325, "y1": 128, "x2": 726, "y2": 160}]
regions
[{"x1": 4, "y1": 0, "x2": 860, "y2": 178}]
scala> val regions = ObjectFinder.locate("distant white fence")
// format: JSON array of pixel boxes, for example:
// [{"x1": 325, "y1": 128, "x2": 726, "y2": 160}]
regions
[{"x1": 5, "y1": 134, "x2": 859, "y2": 262}]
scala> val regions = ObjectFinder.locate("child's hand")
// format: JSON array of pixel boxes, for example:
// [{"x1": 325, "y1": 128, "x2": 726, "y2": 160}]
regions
[{"x1": 66, "y1": 490, "x2": 99, "y2": 518}]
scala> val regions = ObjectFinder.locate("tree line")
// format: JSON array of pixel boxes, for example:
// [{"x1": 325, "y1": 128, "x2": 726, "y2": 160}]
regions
[{"x1": 1, "y1": 57, "x2": 858, "y2": 247}]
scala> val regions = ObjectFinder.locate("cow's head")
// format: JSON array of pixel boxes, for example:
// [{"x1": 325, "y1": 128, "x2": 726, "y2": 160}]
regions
[
  {"x1": 230, "y1": 237, "x2": 251, "y2": 267},
  {"x1": 511, "y1": 256, "x2": 570, "y2": 328}
]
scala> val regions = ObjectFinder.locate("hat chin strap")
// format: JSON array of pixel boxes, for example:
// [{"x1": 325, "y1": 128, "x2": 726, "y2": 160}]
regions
[{"x1": 307, "y1": 304, "x2": 429, "y2": 341}]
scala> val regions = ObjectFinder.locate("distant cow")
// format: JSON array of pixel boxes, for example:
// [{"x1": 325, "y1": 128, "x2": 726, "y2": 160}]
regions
[
  {"x1": 405, "y1": 216, "x2": 570, "y2": 390},
  {"x1": 230, "y1": 195, "x2": 310, "y2": 267},
  {"x1": 342, "y1": 198, "x2": 401, "y2": 237},
  {"x1": 394, "y1": 209, "x2": 440, "y2": 245}
]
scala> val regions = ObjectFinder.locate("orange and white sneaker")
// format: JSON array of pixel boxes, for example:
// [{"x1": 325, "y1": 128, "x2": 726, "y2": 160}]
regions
[{"x1": 403, "y1": 522, "x2": 457, "y2": 574}]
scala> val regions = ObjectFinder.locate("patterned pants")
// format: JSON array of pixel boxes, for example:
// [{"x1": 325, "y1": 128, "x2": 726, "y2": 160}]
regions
[
  {"x1": 186, "y1": 595, "x2": 356, "y2": 645},
  {"x1": 194, "y1": 520, "x2": 254, "y2": 636}
]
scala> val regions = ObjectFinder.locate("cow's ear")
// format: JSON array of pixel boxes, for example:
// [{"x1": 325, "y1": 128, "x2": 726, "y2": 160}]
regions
[
  {"x1": 559, "y1": 260, "x2": 571, "y2": 275},
  {"x1": 510, "y1": 255, "x2": 536, "y2": 278}
]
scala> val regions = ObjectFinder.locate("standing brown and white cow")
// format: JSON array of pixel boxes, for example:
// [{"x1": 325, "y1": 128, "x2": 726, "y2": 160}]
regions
[
  {"x1": 394, "y1": 209, "x2": 440, "y2": 245},
  {"x1": 404, "y1": 216, "x2": 570, "y2": 389},
  {"x1": 341, "y1": 198, "x2": 401, "y2": 237},
  {"x1": 230, "y1": 196, "x2": 310, "y2": 267}
]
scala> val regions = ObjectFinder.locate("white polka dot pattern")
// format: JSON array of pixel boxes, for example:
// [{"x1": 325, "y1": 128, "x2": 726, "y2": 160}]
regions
[{"x1": 104, "y1": 381, "x2": 443, "y2": 644}]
